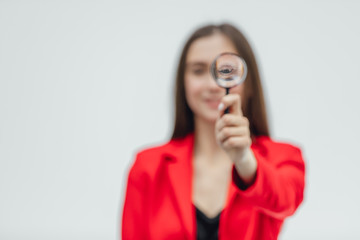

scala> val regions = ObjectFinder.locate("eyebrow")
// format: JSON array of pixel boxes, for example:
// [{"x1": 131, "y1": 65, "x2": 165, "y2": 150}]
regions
[{"x1": 186, "y1": 62, "x2": 208, "y2": 67}]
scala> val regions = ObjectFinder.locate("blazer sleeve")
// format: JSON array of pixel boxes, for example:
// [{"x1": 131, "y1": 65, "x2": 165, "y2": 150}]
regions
[
  {"x1": 122, "y1": 153, "x2": 149, "y2": 239},
  {"x1": 232, "y1": 143, "x2": 305, "y2": 220}
]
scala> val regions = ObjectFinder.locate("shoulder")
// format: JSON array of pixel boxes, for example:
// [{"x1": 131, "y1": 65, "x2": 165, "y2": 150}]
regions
[
  {"x1": 253, "y1": 136, "x2": 304, "y2": 164},
  {"x1": 254, "y1": 136, "x2": 302, "y2": 152},
  {"x1": 129, "y1": 141, "x2": 171, "y2": 175},
  {"x1": 128, "y1": 134, "x2": 194, "y2": 179}
]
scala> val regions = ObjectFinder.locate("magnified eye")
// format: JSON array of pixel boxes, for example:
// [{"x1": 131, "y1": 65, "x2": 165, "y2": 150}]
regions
[
  {"x1": 219, "y1": 69, "x2": 231, "y2": 74},
  {"x1": 218, "y1": 65, "x2": 234, "y2": 75},
  {"x1": 210, "y1": 53, "x2": 247, "y2": 88}
]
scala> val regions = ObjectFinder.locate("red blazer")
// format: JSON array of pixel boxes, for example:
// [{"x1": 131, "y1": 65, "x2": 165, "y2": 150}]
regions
[{"x1": 122, "y1": 134, "x2": 305, "y2": 240}]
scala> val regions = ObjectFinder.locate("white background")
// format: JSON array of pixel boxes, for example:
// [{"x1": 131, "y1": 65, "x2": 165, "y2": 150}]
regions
[{"x1": 1, "y1": 0, "x2": 360, "y2": 239}]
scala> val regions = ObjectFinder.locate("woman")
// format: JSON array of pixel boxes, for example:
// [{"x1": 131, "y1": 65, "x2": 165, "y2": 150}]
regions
[{"x1": 122, "y1": 23, "x2": 305, "y2": 240}]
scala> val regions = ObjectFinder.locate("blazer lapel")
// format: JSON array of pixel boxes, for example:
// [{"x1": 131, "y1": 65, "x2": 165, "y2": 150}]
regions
[{"x1": 163, "y1": 134, "x2": 195, "y2": 240}]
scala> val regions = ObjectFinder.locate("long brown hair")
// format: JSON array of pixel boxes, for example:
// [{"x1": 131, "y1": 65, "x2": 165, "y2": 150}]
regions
[{"x1": 171, "y1": 23, "x2": 270, "y2": 139}]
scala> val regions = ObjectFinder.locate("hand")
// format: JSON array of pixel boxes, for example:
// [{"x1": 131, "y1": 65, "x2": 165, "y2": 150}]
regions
[
  {"x1": 215, "y1": 94, "x2": 251, "y2": 163},
  {"x1": 215, "y1": 93, "x2": 257, "y2": 184}
]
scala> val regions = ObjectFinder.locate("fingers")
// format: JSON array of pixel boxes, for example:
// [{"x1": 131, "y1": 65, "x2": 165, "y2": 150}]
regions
[
  {"x1": 222, "y1": 136, "x2": 252, "y2": 149},
  {"x1": 215, "y1": 114, "x2": 249, "y2": 132},
  {"x1": 218, "y1": 94, "x2": 243, "y2": 116},
  {"x1": 215, "y1": 108, "x2": 251, "y2": 152},
  {"x1": 217, "y1": 126, "x2": 250, "y2": 143},
  {"x1": 215, "y1": 94, "x2": 251, "y2": 154}
]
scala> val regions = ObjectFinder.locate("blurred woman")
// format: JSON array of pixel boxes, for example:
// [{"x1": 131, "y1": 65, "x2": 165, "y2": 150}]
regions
[{"x1": 122, "y1": 23, "x2": 305, "y2": 240}]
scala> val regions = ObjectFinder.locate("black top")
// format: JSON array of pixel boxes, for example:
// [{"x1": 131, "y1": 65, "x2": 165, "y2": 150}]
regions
[{"x1": 195, "y1": 206, "x2": 221, "y2": 240}]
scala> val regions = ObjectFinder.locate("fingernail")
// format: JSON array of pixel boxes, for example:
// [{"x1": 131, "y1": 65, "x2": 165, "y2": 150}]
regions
[{"x1": 218, "y1": 103, "x2": 224, "y2": 111}]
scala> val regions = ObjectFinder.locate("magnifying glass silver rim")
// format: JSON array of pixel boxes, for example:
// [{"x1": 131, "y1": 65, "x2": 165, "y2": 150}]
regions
[{"x1": 210, "y1": 52, "x2": 248, "y2": 89}]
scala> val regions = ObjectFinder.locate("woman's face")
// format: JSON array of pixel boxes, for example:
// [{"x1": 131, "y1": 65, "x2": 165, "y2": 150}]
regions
[{"x1": 185, "y1": 33, "x2": 244, "y2": 123}]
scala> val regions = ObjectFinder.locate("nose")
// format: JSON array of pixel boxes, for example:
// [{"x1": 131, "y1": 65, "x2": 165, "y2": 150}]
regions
[{"x1": 206, "y1": 72, "x2": 223, "y2": 93}]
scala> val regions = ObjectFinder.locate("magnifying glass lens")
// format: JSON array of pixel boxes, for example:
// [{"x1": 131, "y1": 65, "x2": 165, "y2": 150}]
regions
[{"x1": 210, "y1": 53, "x2": 247, "y2": 89}]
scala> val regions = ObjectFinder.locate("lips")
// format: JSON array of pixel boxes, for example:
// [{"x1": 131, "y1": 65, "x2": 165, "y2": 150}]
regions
[{"x1": 205, "y1": 99, "x2": 221, "y2": 109}]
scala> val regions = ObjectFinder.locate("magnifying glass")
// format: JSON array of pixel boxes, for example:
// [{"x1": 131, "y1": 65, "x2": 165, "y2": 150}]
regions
[{"x1": 210, "y1": 52, "x2": 247, "y2": 113}]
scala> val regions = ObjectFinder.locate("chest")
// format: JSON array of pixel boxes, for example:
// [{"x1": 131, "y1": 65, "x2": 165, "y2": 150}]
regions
[{"x1": 192, "y1": 156, "x2": 233, "y2": 217}]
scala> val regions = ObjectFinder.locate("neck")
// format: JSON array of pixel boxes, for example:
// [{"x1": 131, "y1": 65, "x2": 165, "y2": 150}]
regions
[{"x1": 193, "y1": 117, "x2": 223, "y2": 158}]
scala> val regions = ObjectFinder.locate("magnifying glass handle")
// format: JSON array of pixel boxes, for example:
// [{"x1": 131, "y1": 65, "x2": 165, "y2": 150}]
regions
[{"x1": 225, "y1": 88, "x2": 230, "y2": 114}]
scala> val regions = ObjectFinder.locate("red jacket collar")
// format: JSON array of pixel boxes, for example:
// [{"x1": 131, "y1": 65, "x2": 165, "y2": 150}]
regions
[{"x1": 161, "y1": 133, "x2": 195, "y2": 239}]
